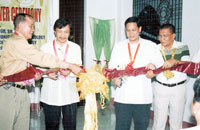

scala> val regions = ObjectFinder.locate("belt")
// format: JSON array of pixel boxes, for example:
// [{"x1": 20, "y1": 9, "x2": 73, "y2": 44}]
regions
[
  {"x1": 156, "y1": 80, "x2": 186, "y2": 87},
  {"x1": 1, "y1": 82, "x2": 28, "y2": 90},
  {"x1": 14, "y1": 84, "x2": 28, "y2": 89}
]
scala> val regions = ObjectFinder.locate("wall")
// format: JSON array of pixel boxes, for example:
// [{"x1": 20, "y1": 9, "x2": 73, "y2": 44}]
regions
[
  {"x1": 182, "y1": 0, "x2": 200, "y2": 124},
  {"x1": 84, "y1": 0, "x2": 133, "y2": 68},
  {"x1": 48, "y1": 0, "x2": 59, "y2": 41},
  {"x1": 59, "y1": 0, "x2": 84, "y2": 52},
  {"x1": 182, "y1": 0, "x2": 200, "y2": 58}
]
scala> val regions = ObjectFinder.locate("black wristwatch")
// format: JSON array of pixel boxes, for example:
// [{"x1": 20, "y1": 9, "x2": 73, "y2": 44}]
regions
[{"x1": 120, "y1": 77, "x2": 123, "y2": 87}]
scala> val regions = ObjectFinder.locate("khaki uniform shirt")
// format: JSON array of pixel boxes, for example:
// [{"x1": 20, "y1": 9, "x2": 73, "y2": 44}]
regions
[{"x1": 1, "y1": 34, "x2": 69, "y2": 76}]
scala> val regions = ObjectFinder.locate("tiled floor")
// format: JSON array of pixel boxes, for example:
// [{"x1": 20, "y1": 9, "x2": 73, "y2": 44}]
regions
[{"x1": 30, "y1": 106, "x2": 168, "y2": 130}]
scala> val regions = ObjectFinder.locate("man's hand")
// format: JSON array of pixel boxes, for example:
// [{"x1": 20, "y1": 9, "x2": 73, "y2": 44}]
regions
[
  {"x1": 15, "y1": 81, "x2": 27, "y2": 86},
  {"x1": 68, "y1": 64, "x2": 84, "y2": 75},
  {"x1": 145, "y1": 63, "x2": 157, "y2": 78},
  {"x1": 60, "y1": 69, "x2": 71, "y2": 76},
  {"x1": 112, "y1": 77, "x2": 121, "y2": 87},
  {"x1": 48, "y1": 73, "x2": 58, "y2": 80},
  {"x1": 0, "y1": 79, "x2": 7, "y2": 86},
  {"x1": 163, "y1": 59, "x2": 179, "y2": 68},
  {"x1": 0, "y1": 73, "x2": 7, "y2": 86},
  {"x1": 146, "y1": 63, "x2": 156, "y2": 70},
  {"x1": 35, "y1": 72, "x2": 42, "y2": 80},
  {"x1": 146, "y1": 70, "x2": 156, "y2": 78}
]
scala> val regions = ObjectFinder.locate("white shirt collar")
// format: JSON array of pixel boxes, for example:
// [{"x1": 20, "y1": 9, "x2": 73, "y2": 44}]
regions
[{"x1": 55, "y1": 40, "x2": 68, "y2": 49}]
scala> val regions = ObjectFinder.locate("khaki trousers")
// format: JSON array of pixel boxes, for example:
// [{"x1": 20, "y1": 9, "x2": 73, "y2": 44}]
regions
[
  {"x1": 153, "y1": 82, "x2": 186, "y2": 130},
  {"x1": 0, "y1": 86, "x2": 30, "y2": 130}
]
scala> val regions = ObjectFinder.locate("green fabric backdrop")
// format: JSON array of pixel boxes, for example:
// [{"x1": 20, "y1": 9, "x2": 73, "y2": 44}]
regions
[{"x1": 89, "y1": 17, "x2": 115, "y2": 105}]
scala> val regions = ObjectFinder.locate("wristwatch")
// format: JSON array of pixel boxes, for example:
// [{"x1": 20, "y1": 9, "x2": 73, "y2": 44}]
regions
[{"x1": 120, "y1": 77, "x2": 123, "y2": 87}]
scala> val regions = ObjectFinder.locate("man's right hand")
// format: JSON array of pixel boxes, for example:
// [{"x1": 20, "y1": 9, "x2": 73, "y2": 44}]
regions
[
  {"x1": 146, "y1": 70, "x2": 156, "y2": 78},
  {"x1": 68, "y1": 64, "x2": 84, "y2": 75},
  {"x1": 112, "y1": 77, "x2": 121, "y2": 87},
  {"x1": 48, "y1": 73, "x2": 58, "y2": 80},
  {"x1": 0, "y1": 79, "x2": 7, "y2": 86},
  {"x1": 0, "y1": 74, "x2": 7, "y2": 86}
]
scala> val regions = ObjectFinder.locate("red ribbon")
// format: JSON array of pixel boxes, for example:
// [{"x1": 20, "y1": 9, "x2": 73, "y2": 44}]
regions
[
  {"x1": 3, "y1": 65, "x2": 86, "y2": 82},
  {"x1": 103, "y1": 62, "x2": 200, "y2": 80},
  {"x1": 4, "y1": 62, "x2": 199, "y2": 82},
  {"x1": 3, "y1": 66, "x2": 43, "y2": 82}
]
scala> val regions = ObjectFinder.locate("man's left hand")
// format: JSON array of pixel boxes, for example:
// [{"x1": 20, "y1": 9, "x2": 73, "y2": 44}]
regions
[
  {"x1": 146, "y1": 63, "x2": 156, "y2": 70},
  {"x1": 163, "y1": 59, "x2": 178, "y2": 68},
  {"x1": 35, "y1": 72, "x2": 42, "y2": 80}
]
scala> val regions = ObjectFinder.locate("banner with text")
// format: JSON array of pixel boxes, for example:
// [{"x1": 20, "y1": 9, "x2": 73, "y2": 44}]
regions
[{"x1": 0, "y1": 0, "x2": 49, "y2": 53}]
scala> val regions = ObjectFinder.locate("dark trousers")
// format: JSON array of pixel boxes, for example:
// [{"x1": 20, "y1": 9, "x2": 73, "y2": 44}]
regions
[
  {"x1": 114, "y1": 102, "x2": 151, "y2": 130},
  {"x1": 42, "y1": 103, "x2": 77, "y2": 130}
]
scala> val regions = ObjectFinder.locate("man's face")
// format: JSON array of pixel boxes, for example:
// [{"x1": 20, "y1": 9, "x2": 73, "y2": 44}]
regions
[
  {"x1": 18, "y1": 16, "x2": 35, "y2": 39},
  {"x1": 159, "y1": 28, "x2": 176, "y2": 48},
  {"x1": 55, "y1": 25, "x2": 70, "y2": 44},
  {"x1": 125, "y1": 22, "x2": 141, "y2": 43}
]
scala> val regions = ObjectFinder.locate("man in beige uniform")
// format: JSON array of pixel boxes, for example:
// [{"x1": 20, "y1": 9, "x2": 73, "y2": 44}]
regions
[{"x1": 0, "y1": 13, "x2": 82, "y2": 130}]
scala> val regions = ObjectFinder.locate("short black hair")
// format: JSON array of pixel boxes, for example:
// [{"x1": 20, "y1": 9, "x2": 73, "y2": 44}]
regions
[
  {"x1": 193, "y1": 78, "x2": 200, "y2": 103},
  {"x1": 124, "y1": 16, "x2": 141, "y2": 28},
  {"x1": 53, "y1": 18, "x2": 71, "y2": 31},
  {"x1": 159, "y1": 24, "x2": 175, "y2": 34},
  {"x1": 14, "y1": 13, "x2": 33, "y2": 30}
]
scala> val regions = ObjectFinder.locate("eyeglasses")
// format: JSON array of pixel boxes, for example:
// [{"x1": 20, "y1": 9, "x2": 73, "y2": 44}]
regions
[{"x1": 158, "y1": 35, "x2": 169, "y2": 40}]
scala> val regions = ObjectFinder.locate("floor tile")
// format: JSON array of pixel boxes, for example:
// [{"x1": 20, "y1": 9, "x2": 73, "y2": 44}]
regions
[{"x1": 30, "y1": 105, "x2": 169, "y2": 130}]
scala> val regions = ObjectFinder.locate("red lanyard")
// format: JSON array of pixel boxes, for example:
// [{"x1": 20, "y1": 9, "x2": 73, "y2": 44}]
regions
[
  {"x1": 14, "y1": 32, "x2": 19, "y2": 36},
  {"x1": 128, "y1": 43, "x2": 140, "y2": 65},
  {"x1": 53, "y1": 40, "x2": 69, "y2": 62}
]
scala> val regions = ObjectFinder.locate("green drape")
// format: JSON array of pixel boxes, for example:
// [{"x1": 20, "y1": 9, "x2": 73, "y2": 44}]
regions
[
  {"x1": 89, "y1": 17, "x2": 115, "y2": 62},
  {"x1": 89, "y1": 17, "x2": 115, "y2": 105}
]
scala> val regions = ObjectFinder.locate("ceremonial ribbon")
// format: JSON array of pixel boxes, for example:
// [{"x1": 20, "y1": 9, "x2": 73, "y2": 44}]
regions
[
  {"x1": 4, "y1": 62, "x2": 200, "y2": 82},
  {"x1": 103, "y1": 62, "x2": 200, "y2": 80},
  {"x1": 3, "y1": 65, "x2": 42, "y2": 82},
  {"x1": 161, "y1": 45, "x2": 176, "y2": 79},
  {"x1": 5, "y1": 62, "x2": 200, "y2": 82},
  {"x1": 3, "y1": 66, "x2": 67, "y2": 82},
  {"x1": 76, "y1": 66, "x2": 109, "y2": 130}
]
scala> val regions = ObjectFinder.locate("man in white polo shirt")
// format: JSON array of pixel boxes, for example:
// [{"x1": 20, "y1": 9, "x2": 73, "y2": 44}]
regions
[
  {"x1": 40, "y1": 18, "x2": 82, "y2": 130},
  {"x1": 109, "y1": 16, "x2": 163, "y2": 130}
]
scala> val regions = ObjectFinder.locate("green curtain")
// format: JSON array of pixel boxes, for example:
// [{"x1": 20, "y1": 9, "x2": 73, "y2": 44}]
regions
[
  {"x1": 89, "y1": 17, "x2": 115, "y2": 105},
  {"x1": 89, "y1": 17, "x2": 115, "y2": 63}
]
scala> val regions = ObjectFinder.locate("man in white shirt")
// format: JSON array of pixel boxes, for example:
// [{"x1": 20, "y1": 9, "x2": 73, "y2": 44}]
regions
[
  {"x1": 109, "y1": 16, "x2": 163, "y2": 130},
  {"x1": 40, "y1": 18, "x2": 82, "y2": 130}
]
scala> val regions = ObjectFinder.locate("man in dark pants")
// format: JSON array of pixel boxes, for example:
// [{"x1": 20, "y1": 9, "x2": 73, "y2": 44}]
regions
[
  {"x1": 0, "y1": 13, "x2": 82, "y2": 130},
  {"x1": 40, "y1": 18, "x2": 82, "y2": 130},
  {"x1": 109, "y1": 16, "x2": 163, "y2": 130}
]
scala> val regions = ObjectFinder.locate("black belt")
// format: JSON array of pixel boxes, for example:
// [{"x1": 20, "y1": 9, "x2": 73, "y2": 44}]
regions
[
  {"x1": 156, "y1": 80, "x2": 186, "y2": 87},
  {"x1": 0, "y1": 82, "x2": 28, "y2": 90},
  {"x1": 14, "y1": 84, "x2": 28, "y2": 89}
]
